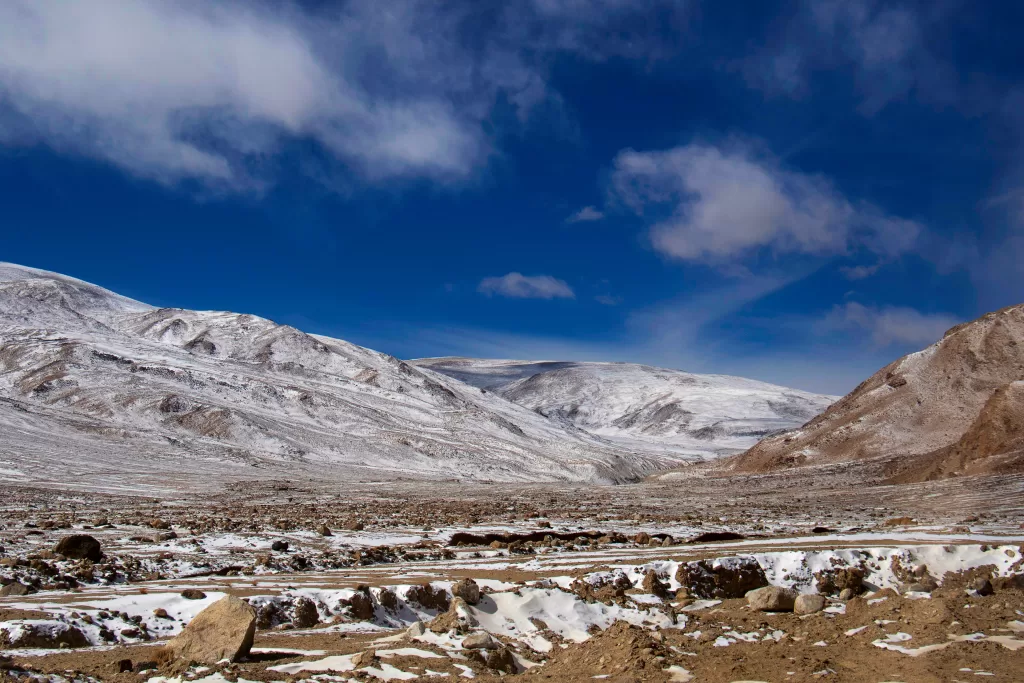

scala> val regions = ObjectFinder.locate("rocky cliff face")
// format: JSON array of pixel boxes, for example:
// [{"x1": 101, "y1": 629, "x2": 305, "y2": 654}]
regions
[{"x1": 730, "y1": 304, "x2": 1024, "y2": 480}]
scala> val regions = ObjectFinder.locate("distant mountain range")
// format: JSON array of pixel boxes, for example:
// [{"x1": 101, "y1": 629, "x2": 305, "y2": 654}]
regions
[{"x1": 0, "y1": 263, "x2": 834, "y2": 492}]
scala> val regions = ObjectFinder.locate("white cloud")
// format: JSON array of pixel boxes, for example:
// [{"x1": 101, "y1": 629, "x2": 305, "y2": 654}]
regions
[
  {"x1": 478, "y1": 273, "x2": 575, "y2": 299},
  {"x1": 595, "y1": 294, "x2": 623, "y2": 306},
  {"x1": 567, "y1": 205, "x2": 605, "y2": 223},
  {"x1": 0, "y1": 1, "x2": 689, "y2": 191},
  {"x1": 819, "y1": 302, "x2": 960, "y2": 347},
  {"x1": 839, "y1": 263, "x2": 881, "y2": 280},
  {"x1": 610, "y1": 140, "x2": 922, "y2": 263}
]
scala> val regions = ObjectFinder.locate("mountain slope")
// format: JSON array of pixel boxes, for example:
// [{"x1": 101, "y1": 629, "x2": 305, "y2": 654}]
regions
[
  {"x1": 729, "y1": 304, "x2": 1024, "y2": 479},
  {"x1": 412, "y1": 358, "x2": 836, "y2": 460},
  {"x1": 0, "y1": 263, "x2": 681, "y2": 491}
]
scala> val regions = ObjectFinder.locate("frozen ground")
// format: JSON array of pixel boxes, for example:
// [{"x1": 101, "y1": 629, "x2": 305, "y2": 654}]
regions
[{"x1": 1, "y1": 475, "x2": 1023, "y2": 681}]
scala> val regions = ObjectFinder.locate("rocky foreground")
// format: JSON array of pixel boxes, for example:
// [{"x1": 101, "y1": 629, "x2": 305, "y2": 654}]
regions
[{"x1": 1, "y1": 480, "x2": 1023, "y2": 682}]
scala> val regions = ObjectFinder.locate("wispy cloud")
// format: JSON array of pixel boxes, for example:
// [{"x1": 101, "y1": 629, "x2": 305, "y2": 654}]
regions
[
  {"x1": 566, "y1": 205, "x2": 605, "y2": 223},
  {"x1": 741, "y1": 0, "x2": 953, "y2": 115},
  {"x1": 478, "y1": 273, "x2": 575, "y2": 299},
  {"x1": 0, "y1": 0, "x2": 691, "y2": 192},
  {"x1": 610, "y1": 139, "x2": 922, "y2": 264},
  {"x1": 817, "y1": 302, "x2": 959, "y2": 347},
  {"x1": 595, "y1": 294, "x2": 623, "y2": 306}
]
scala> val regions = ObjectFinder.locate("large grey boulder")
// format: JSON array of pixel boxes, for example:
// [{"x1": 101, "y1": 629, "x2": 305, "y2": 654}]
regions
[
  {"x1": 746, "y1": 586, "x2": 797, "y2": 612},
  {"x1": 163, "y1": 596, "x2": 256, "y2": 664},
  {"x1": 794, "y1": 594, "x2": 826, "y2": 614},
  {"x1": 452, "y1": 578, "x2": 481, "y2": 605}
]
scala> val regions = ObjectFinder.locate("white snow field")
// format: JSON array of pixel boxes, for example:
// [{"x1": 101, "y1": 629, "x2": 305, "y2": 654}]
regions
[
  {"x1": 413, "y1": 358, "x2": 836, "y2": 458},
  {"x1": 0, "y1": 263, "x2": 831, "y2": 491}
]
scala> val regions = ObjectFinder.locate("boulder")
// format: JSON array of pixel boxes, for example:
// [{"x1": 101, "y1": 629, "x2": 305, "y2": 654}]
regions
[
  {"x1": 641, "y1": 570, "x2": 670, "y2": 598},
  {"x1": 53, "y1": 534, "x2": 102, "y2": 562},
  {"x1": 316, "y1": 525, "x2": 332, "y2": 537},
  {"x1": 1, "y1": 622, "x2": 88, "y2": 649},
  {"x1": 429, "y1": 597, "x2": 477, "y2": 634},
  {"x1": 974, "y1": 578, "x2": 994, "y2": 596},
  {"x1": 815, "y1": 567, "x2": 865, "y2": 596},
  {"x1": 346, "y1": 590, "x2": 375, "y2": 621},
  {"x1": 746, "y1": 586, "x2": 797, "y2": 612},
  {"x1": 486, "y1": 646, "x2": 517, "y2": 673},
  {"x1": 407, "y1": 582, "x2": 450, "y2": 612},
  {"x1": 0, "y1": 582, "x2": 31, "y2": 597},
  {"x1": 163, "y1": 595, "x2": 256, "y2": 664},
  {"x1": 452, "y1": 578, "x2": 481, "y2": 605},
  {"x1": 406, "y1": 621, "x2": 426, "y2": 638},
  {"x1": 676, "y1": 557, "x2": 769, "y2": 599},
  {"x1": 180, "y1": 589, "x2": 207, "y2": 600},
  {"x1": 270, "y1": 540, "x2": 289, "y2": 552},
  {"x1": 463, "y1": 631, "x2": 498, "y2": 649},
  {"x1": 351, "y1": 650, "x2": 378, "y2": 667},
  {"x1": 292, "y1": 597, "x2": 320, "y2": 629},
  {"x1": 794, "y1": 594, "x2": 826, "y2": 614}
]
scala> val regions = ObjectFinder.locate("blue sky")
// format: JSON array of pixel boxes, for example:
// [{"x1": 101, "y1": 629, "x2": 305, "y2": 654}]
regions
[{"x1": 1, "y1": 0, "x2": 1021, "y2": 394}]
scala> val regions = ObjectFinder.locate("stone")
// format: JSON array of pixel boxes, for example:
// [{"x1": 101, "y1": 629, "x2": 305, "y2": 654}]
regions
[
  {"x1": 114, "y1": 659, "x2": 133, "y2": 673},
  {"x1": 429, "y1": 597, "x2": 477, "y2": 634},
  {"x1": 463, "y1": 632, "x2": 498, "y2": 649},
  {"x1": 486, "y1": 646, "x2": 516, "y2": 673},
  {"x1": 633, "y1": 532, "x2": 651, "y2": 545},
  {"x1": 270, "y1": 540, "x2": 289, "y2": 552},
  {"x1": 641, "y1": 570, "x2": 670, "y2": 598},
  {"x1": 746, "y1": 586, "x2": 797, "y2": 612},
  {"x1": 377, "y1": 588, "x2": 398, "y2": 611},
  {"x1": 452, "y1": 578, "x2": 481, "y2": 605},
  {"x1": 1, "y1": 622, "x2": 88, "y2": 649},
  {"x1": 351, "y1": 650, "x2": 378, "y2": 667},
  {"x1": 974, "y1": 578, "x2": 994, "y2": 596},
  {"x1": 407, "y1": 582, "x2": 450, "y2": 611},
  {"x1": 153, "y1": 608, "x2": 171, "y2": 619},
  {"x1": 815, "y1": 567, "x2": 865, "y2": 596},
  {"x1": 292, "y1": 597, "x2": 320, "y2": 628},
  {"x1": 163, "y1": 595, "x2": 256, "y2": 664},
  {"x1": 316, "y1": 524, "x2": 332, "y2": 537},
  {"x1": 839, "y1": 588, "x2": 856, "y2": 601},
  {"x1": 406, "y1": 621, "x2": 426, "y2": 637},
  {"x1": 905, "y1": 581, "x2": 935, "y2": 593},
  {"x1": 677, "y1": 557, "x2": 769, "y2": 599},
  {"x1": 180, "y1": 589, "x2": 207, "y2": 600},
  {"x1": 0, "y1": 582, "x2": 31, "y2": 597},
  {"x1": 53, "y1": 534, "x2": 102, "y2": 562},
  {"x1": 347, "y1": 590, "x2": 375, "y2": 620},
  {"x1": 794, "y1": 594, "x2": 826, "y2": 614}
]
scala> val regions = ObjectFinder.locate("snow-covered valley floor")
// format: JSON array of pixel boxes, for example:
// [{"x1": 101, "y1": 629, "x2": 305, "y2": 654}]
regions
[{"x1": 2, "y1": 476, "x2": 1023, "y2": 681}]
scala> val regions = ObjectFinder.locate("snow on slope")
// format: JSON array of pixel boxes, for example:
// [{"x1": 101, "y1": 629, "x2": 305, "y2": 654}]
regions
[
  {"x1": 0, "y1": 263, "x2": 681, "y2": 491},
  {"x1": 412, "y1": 358, "x2": 836, "y2": 459}
]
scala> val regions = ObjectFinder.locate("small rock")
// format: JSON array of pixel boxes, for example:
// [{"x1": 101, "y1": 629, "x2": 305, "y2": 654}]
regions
[
  {"x1": 904, "y1": 581, "x2": 936, "y2": 593},
  {"x1": 153, "y1": 608, "x2": 171, "y2": 619},
  {"x1": 53, "y1": 534, "x2": 102, "y2": 562},
  {"x1": 642, "y1": 570, "x2": 669, "y2": 598},
  {"x1": 351, "y1": 650, "x2": 378, "y2": 667},
  {"x1": 974, "y1": 578, "x2": 994, "y2": 596},
  {"x1": 634, "y1": 532, "x2": 651, "y2": 545},
  {"x1": 292, "y1": 597, "x2": 320, "y2": 629},
  {"x1": 180, "y1": 589, "x2": 207, "y2": 600},
  {"x1": 747, "y1": 586, "x2": 797, "y2": 612},
  {"x1": 162, "y1": 595, "x2": 256, "y2": 664},
  {"x1": 839, "y1": 588, "x2": 855, "y2": 601},
  {"x1": 794, "y1": 594, "x2": 826, "y2": 614},
  {"x1": 406, "y1": 621, "x2": 426, "y2": 637},
  {"x1": 113, "y1": 659, "x2": 133, "y2": 673},
  {"x1": 271, "y1": 540, "x2": 289, "y2": 552},
  {"x1": 463, "y1": 632, "x2": 498, "y2": 649},
  {"x1": 452, "y1": 578, "x2": 481, "y2": 605},
  {"x1": 346, "y1": 590, "x2": 375, "y2": 620},
  {"x1": 486, "y1": 645, "x2": 517, "y2": 673},
  {"x1": 316, "y1": 524, "x2": 332, "y2": 537}
]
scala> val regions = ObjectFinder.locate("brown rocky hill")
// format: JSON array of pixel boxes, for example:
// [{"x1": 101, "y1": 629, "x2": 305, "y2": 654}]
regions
[{"x1": 728, "y1": 304, "x2": 1024, "y2": 481}]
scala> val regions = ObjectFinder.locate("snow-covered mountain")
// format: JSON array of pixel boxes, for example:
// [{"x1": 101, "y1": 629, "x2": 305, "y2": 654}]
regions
[
  {"x1": 730, "y1": 303, "x2": 1024, "y2": 480},
  {"x1": 0, "y1": 263, "x2": 835, "y2": 492},
  {"x1": 412, "y1": 358, "x2": 836, "y2": 459}
]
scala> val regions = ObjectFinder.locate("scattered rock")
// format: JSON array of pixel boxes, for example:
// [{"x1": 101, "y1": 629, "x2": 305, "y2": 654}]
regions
[
  {"x1": 1, "y1": 622, "x2": 88, "y2": 649},
  {"x1": 292, "y1": 597, "x2": 320, "y2": 628},
  {"x1": 815, "y1": 567, "x2": 865, "y2": 596},
  {"x1": 153, "y1": 608, "x2": 171, "y2": 620},
  {"x1": 463, "y1": 631, "x2": 498, "y2": 649},
  {"x1": 377, "y1": 587, "x2": 398, "y2": 611},
  {"x1": 180, "y1": 589, "x2": 207, "y2": 600},
  {"x1": 346, "y1": 589, "x2": 375, "y2": 620},
  {"x1": 794, "y1": 594, "x2": 826, "y2": 614},
  {"x1": 677, "y1": 557, "x2": 769, "y2": 599},
  {"x1": 162, "y1": 595, "x2": 257, "y2": 664},
  {"x1": 270, "y1": 540, "x2": 289, "y2": 552},
  {"x1": 407, "y1": 582, "x2": 451, "y2": 611},
  {"x1": 0, "y1": 582, "x2": 31, "y2": 597},
  {"x1": 53, "y1": 534, "x2": 102, "y2": 562},
  {"x1": 316, "y1": 524, "x2": 332, "y2": 537},
  {"x1": 641, "y1": 569, "x2": 670, "y2": 598},
  {"x1": 452, "y1": 578, "x2": 481, "y2": 605},
  {"x1": 747, "y1": 586, "x2": 797, "y2": 612},
  {"x1": 351, "y1": 650, "x2": 378, "y2": 667}
]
